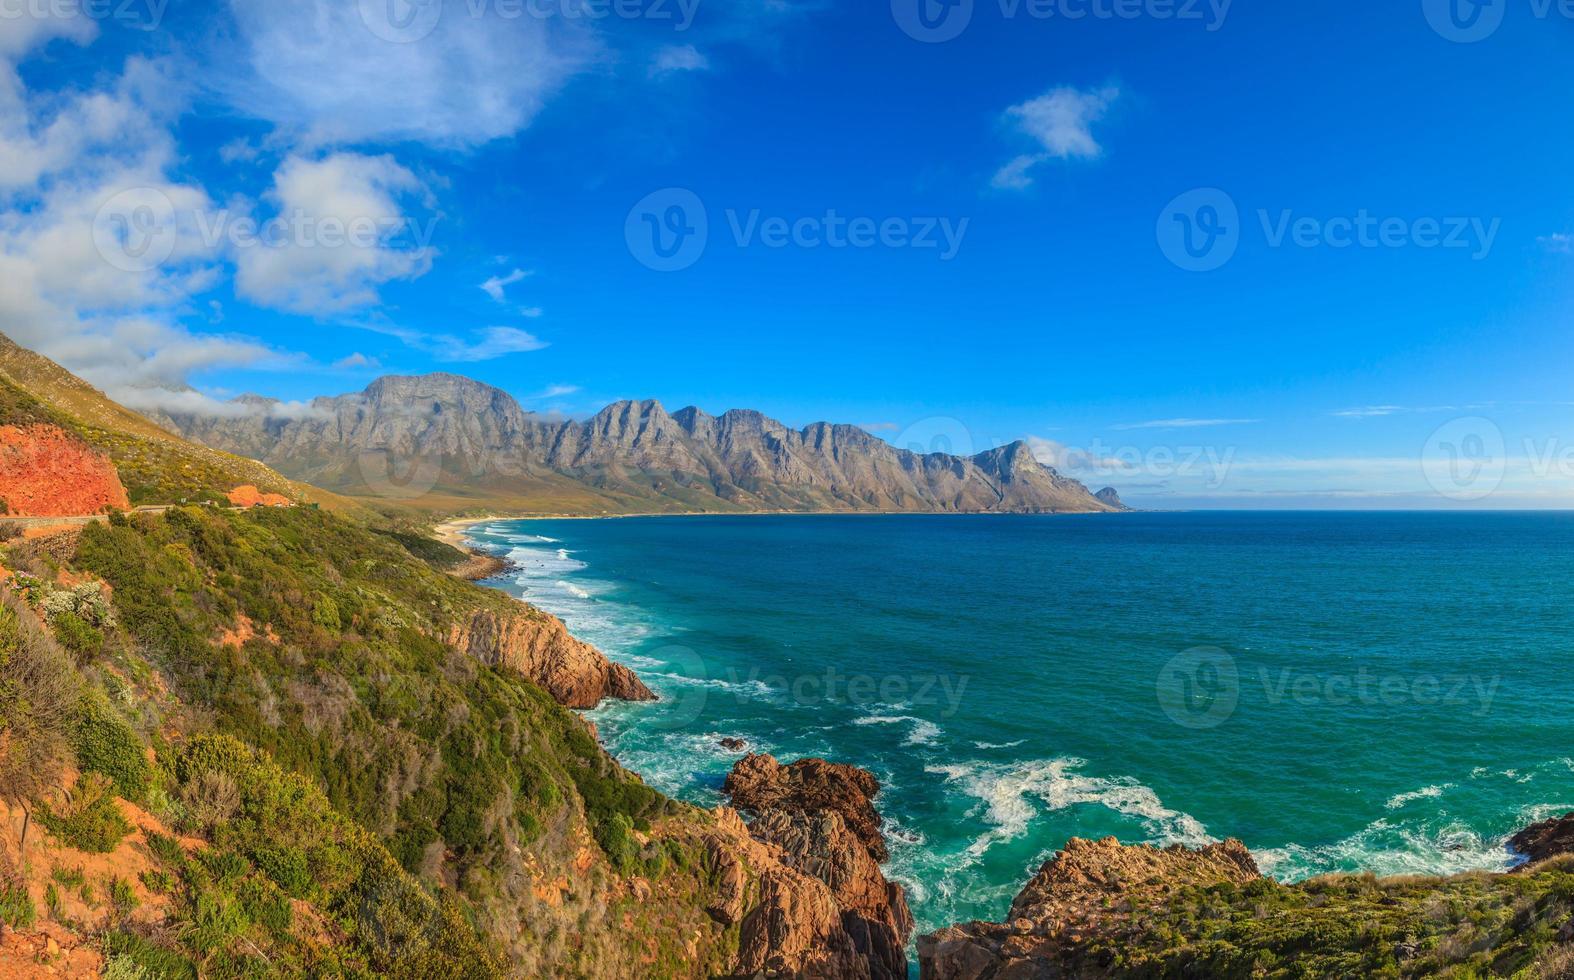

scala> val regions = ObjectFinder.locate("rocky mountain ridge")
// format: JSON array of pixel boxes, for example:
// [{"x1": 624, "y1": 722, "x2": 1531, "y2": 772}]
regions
[{"x1": 153, "y1": 374, "x2": 1126, "y2": 515}]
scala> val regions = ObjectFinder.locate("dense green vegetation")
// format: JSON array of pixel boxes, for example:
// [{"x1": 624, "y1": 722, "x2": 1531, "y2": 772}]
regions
[
  {"x1": 73, "y1": 506, "x2": 675, "y2": 866},
  {"x1": 1074, "y1": 863, "x2": 1574, "y2": 978}
]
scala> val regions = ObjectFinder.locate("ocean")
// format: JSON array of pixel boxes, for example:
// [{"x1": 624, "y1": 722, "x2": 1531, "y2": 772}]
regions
[{"x1": 463, "y1": 511, "x2": 1574, "y2": 937}]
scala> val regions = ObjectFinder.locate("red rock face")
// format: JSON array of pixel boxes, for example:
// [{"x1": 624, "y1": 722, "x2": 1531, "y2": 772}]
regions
[
  {"x1": 0, "y1": 425, "x2": 128, "y2": 517},
  {"x1": 226, "y1": 485, "x2": 292, "y2": 508}
]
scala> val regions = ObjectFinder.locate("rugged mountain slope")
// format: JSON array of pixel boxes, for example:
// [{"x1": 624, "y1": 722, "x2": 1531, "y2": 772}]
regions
[
  {"x1": 155, "y1": 374, "x2": 1123, "y2": 514},
  {"x1": 0, "y1": 332, "x2": 345, "y2": 509}
]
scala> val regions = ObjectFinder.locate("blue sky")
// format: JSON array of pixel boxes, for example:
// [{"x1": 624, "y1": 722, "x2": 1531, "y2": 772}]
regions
[{"x1": 3, "y1": 0, "x2": 1572, "y2": 507}]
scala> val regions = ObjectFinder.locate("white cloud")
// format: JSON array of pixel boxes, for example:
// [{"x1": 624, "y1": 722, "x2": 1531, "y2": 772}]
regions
[
  {"x1": 651, "y1": 44, "x2": 710, "y2": 77},
  {"x1": 1112, "y1": 418, "x2": 1259, "y2": 430},
  {"x1": 233, "y1": 152, "x2": 437, "y2": 315},
  {"x1": 0, "y1": 38, "x2": 291, "y2": 410},
  {"x1": 355, "y1": 322, "x2": 548, "y2": 363},
  {"x1": 1026, "y1": 437, "x2": 1131, "y2": 473},
  {"x1": 481, "y1": 267, "x2": 532, "y2": 302},
  {"x1": 992, "y1": 85, "x2": 1119, "y2": 190},
  {"x1": 527, "y1": 384, "x2": 581, "y2": 400},
  {"x1": 0, "y1": 8, "x2": 97, "y2": 60},
  {"x1": 1331, "y1": 405, "x2": 1407, "y2": 419},
  {"x1": 222, "y1": 0, "x2": 596, "y2": 148},
  {"x1": 1538, "y1": 233, "x2": 1572, "y2": 254},
  {"x1": 333, "y1": 352, "x2": 381, "y2": 370}
]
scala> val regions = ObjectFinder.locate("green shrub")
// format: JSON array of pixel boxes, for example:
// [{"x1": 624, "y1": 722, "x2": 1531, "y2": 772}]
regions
[
  {"x1": 0, "y1": 880, "x2": 35, "y2": 928},
  {"x1": 71, "y1": 696, "x2": 151, "y2": 801},
  {"x1": 103, "y1": 930, "x2": 197, "y2": 980},
  {"x1": 50, "y1": 610, "x2": 103, "y2": 660},
  {"x1": 253, "y1": 844, "x2": 313, "y2": 898},
  {"x1": 37, "y1": 772, "x2": 132, "y2": 853},
  {"x1": 108, "y1": 876, "x2": 139, "y2": 917}
]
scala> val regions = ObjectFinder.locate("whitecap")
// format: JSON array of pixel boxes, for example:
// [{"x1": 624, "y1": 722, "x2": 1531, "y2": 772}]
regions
[
  {"x1": 926, "y1": 757, "x2": 1213, "y2": 859},
  {"x1": 1253, "y1": 818, "x2": 1514, "y2": 882},
  {"x1": 853, "y1": 714, "x2": 942, "y2": 747},
  {"x1": 1384, "y1": 784, "x2": 1453, "y2": 810}
]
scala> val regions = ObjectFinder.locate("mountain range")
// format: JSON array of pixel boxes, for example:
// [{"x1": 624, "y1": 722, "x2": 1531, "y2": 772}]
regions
[{"x1": 152, "y1": 373, "x2": 1127, "y2": 515}]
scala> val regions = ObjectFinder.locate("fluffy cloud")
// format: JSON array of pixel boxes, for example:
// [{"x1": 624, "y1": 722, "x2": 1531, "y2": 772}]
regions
[
  {"x1": 233, "y1": 153, "x2": 437, "y2": 315},
  {"x1": 992, "y1": 85, "x2": 1119, "y2": 190},
  {"x1": 0, "y1": 29, "x2": 287, "y2": 410},
  {"x1": 222, "y1": 0, "x2": 596, "y2": 148}
]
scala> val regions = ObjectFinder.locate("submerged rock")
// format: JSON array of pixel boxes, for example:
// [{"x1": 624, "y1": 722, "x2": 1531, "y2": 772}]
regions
[{"x1": 1511, "y1": 811, "x2": 1574, "y2": 868}]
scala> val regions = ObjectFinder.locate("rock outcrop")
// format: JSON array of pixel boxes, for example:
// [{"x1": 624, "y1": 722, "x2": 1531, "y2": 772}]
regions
[
  {"x1": 919, "y1": 836, "x2": 1260, "y2": 980},
  {"x1": 446, "y1": 606, "x2": 655, "y2": 708},
  {"x1": 154, "y1": 374, "x2": 1125, "y2": 514},
  {"x1": 1094, "y1": 487, "x2": 1129, "y2": 511},
  {"x1": 0, "y1": 424, "x2": 128, "y2": 516},
  {"x1": 226, "y1": 485, "x2": 292, "y2": 508},
  {"x1": 1511, "y1": 812, "x2": 1574, "y2": 868},
  {"x1": 725, "y1": 754, "x2": 890, "y2": 861},
  {"x1": 719, "y1": 755, "x2": 913, "y2": 979}
]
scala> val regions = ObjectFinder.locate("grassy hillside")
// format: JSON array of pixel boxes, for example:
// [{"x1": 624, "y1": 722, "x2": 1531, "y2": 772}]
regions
[
  {"x1": 0, "y1": 504, "x2": 748, "y2": 977},
  {"x1": 0, "y1": 333, "x2": 351, "y2": 509}
]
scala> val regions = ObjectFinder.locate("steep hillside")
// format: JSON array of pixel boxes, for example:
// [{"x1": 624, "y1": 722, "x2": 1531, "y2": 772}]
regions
[
  {"x1": 155, "y1": 374, "x2": 1122, "y2": 515},
  {"x1": 0, "y1": 333, "x2": 345, "y2": 509}
]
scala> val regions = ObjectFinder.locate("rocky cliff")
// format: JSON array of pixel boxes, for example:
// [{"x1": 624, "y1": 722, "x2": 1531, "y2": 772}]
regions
[
  {"x1": 717, "y1": 754, "x2": 914, "y2": 979},
  {"x1": 919, "y1": 836, "x2": 1261, "y2": 979},
  {"x1": 446, "y1": 605, "x2": 655, "y2": 708},
  {"x1": 0, "y1": 424, "x2": 129, "y2": 516},
  {"x1": 154, "y1": 374, "x2": 1123, "y2": 515}
]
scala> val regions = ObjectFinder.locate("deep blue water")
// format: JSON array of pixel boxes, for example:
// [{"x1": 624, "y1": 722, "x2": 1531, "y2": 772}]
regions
[{"x1": 465, "y1": 512, "x2": 1574, "y2": 936}]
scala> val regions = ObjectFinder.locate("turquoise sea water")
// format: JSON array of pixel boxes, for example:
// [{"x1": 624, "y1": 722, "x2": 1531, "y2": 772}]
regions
[{"x1": 465, "y1": 512, "x2": 1574, "y2": 937}]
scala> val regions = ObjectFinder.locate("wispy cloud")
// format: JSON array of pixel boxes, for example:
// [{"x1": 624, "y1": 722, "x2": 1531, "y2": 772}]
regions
[
  {"x1": 526, "y1": 384, "x2": 581, "y2": 400},
  {"x1": 481, "y1": 268, "x2": 532, "y2": 303},
  {"x1": 354, "y1": 323, "x2": 548, "y2": 363},
  {"x1": 651, "y1": 44, "x2": 710, "y2": 77},
  {"x1": 1331, "y1": 405, "x2": 1407, "y2": 418},
  {"x1": 1112, "y1": 418, "x2": 1259, "y2": 431},
  {"x1": 1539, "y1": 233, "x2": 1572, "y2": 254},
  {"x1": 992, "y1": 85, "x2": 1120, "y2": 191}
]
